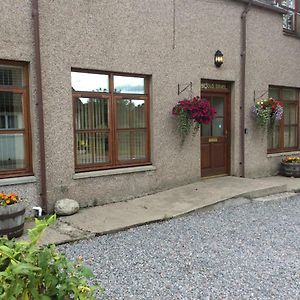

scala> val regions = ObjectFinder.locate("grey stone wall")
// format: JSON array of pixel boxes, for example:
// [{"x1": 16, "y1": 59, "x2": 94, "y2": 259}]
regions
[{"x1": 0, "y1": 0, "x2": 299, "y2": 211}]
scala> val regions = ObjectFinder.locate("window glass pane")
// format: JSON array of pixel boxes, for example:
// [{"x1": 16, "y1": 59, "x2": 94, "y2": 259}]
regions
[
  {"x1": 118, "y1": 131, "x2": 146, "y2": 161},
  {"x1": 284, "y1": 103, "x2": 297, "y2": 125},
  {"x1": 284, "y1": 126, "x2": 297, "y2": 148},
  {"x1": 114, "y1": 76, "x2": 145, "y2": 94},
  {"x1": 76, "y1": 97, "x2": 108, "y2": 129},
  {"x1": 0, "y1": 133, "x2": 25, "y2": 170},
  {"x1": 118, "y1": 131, "x2": 131, "y2": 160},
  {"x1": 94, "y1": 132, "x2": 109, "y2": 163},
  {"x1": 283, "y1": 11, "x2": 295, "y2": 30},
  {"x1": 281, "y1": 0, "x2": 295, "y2": 8},
  {"x1": 269, "y1": 87, "x2": 279, "y2": 99},
  {"x1": 0, "y1": 92, "x2": 24, "y2": 129},
  {"x1": 212, "y1": 97, "x2": 224, "y2": 117},
  {"x1": 134, "y1": 131, "x2": 146, "y2": 159},
  {"x1": 71, "y1": 72, "x2": 109, "y2": 92},
  {"x1": 201, "y1": 124, "x2": 211, "y2": 137},
  {"x1": 76, "y1": 132, "x2": 109, "y2": 164},
  {"x1": 117, "y1": 99, "x2": 145, "y2": 128},
  {"x1": 212, "y1": 118, "x2": 224, "y2": 136},
  {"x1": 282, "y1": 88, "x2": 297, "y2": 100},
  {"x1": 0, "y1": 65, "x2": 23, "y2": 87},
  {"x1": 268, "y1": 125, "x2": 280, "y2": 149},
  {"x1": 92, "y1": 99, "x2": 108, "y2": 129}
]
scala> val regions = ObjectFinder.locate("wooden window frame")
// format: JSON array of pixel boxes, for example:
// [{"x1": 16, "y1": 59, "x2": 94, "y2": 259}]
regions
[
  {"x1": 0, "y1": 60, "x2": 32, "y2": 179},
  {"x1": 267, "y1": 86, "x2": 299, "y2": 154},
  {"x1": 72, "y1": 69, "x2": 151, "y2": 172},
  {"x1": 274, "y1": 0, "x2": 300, "y2": 34}
]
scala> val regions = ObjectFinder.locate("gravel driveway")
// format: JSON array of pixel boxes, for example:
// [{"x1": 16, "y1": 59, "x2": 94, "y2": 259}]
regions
[{"x1": 59, "y1": 194, "x2": 300, "y2": 300}]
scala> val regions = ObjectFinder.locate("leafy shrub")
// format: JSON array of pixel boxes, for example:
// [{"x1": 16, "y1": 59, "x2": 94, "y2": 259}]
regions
[{"x1": 0, "y1": 215, "x2": 101, "y2": 299}]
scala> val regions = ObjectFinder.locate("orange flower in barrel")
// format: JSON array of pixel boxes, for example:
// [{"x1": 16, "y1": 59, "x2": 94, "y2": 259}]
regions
[{"x1": 0, "y1": 192, "x2": 20, "y2": 206}]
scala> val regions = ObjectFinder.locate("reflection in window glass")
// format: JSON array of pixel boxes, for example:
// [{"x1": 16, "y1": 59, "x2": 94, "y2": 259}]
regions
[
  {"x1": 212, "y1": 118, "x2": 224, "y2": 136},
  {"x1": 284, "y1": 126, "x2": 297, "y2": 148},
  {"x1": 201, "y1": 124, "x2": 211, "y2": 137},
  {"x1": 117, "y1": 99, "x2": 145, "y2": 128},
  {"x1": 71, "y1": 72, "x2": 109, "y2": 92},
  {"x1": 114, "y1": 76, "x2": 145, "y2": 94},
  {"x1": 75, "y1": 97, "x2": 108, "y2": 130},
  {"x1": 268, "y1": 125, "x2": 280, "y2": 149},
  {"x1": 212, "y1": 97, "x2": 224, "y2": 117},
  {"x1": 0, "y1": 133, "x2": 25, "y2": 170},
  {"x1": 0, "y1": 92, "x2": 24, "y2": 129},
  {"x1": 282, "y1": 88, "x2": 297, "y2": 100},
  {"x1": 0, "y1": 65, "x2": 23, "y2": 87},
  {"x1": 269, "y1": 87, "x2": 279, "y2": 99},
  {"x1": 118, "y1": 131, "x2": 146, "y2": 161},
  {"x1": 76, "y1": 132, "x2": 109, "y2": 165},
  {"x1": 268, "y1": 86, "x2": 298, "y2": 151}
]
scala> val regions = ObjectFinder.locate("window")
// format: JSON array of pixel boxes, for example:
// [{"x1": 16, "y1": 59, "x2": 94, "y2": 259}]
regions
[
  {"x1": 271, "y1": 0, "x2": 300, "y2": 34},
  {"x1": 0, "y1": 61, "x2": 32, "y2": 178},
  {"x1": 268, "y1": 86, "x2": 299, "y2": 153},
  {"x1": 71, "y1": 70, "x2": 151, "y2": 172}
]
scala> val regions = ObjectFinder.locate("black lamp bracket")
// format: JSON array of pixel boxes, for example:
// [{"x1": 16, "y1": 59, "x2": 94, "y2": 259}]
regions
[
  {"x1": 254, "y1": 89, "x2": 269, "y2": 103},
  {"x1": 178, "y1": 82, "x2": 193, "y2": 99}
]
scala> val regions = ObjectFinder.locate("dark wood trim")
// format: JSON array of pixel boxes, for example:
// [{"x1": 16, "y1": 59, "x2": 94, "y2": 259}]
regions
[
  {"x1": 0, "y1": 59, "x2": 28, "y2": 67},
  {"x1": 267, "y1": 87, "x2": 299, "y2": 153},
  {"x1": 0, "y1": 63, "x2": 32, "y2": 179},
  {"x1": 72, "y1": 71, "x2": 151, "y2": 171},
  {"x1": 201, "y1": 90, "x2": 231, "y2": 177},
  {"x1": 71, "y1": 68, "x2": 151, "y2": 78}
]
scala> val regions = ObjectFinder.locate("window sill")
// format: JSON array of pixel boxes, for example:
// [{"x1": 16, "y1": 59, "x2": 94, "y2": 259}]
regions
[
  {"x1": 0, "y1": 176, "x2": 37, "y2": 187},
  {"x1": 267, "y1": 151, "x2": 300, "y2": 158},
  {"x1": 283, "y1": 30, "x2": 300, "y2": 39},
  {"x1": 73, "y1": 165, "x2": 157, "y2": 180}
]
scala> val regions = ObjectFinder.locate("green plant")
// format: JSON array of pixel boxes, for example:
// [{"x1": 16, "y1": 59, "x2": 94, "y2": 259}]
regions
[
  {"x1": 172, "y1": 97, "x2": 216, "y2": 142},
  {"x1": 0, "y1": 215, "x2": 101, "y2": 299},
  {"x1": 0, "y1": 192, "x2": 20, "y2": 206},
  {"x1": 252, "y1": 98, "x2": 283, "y2": 129}
]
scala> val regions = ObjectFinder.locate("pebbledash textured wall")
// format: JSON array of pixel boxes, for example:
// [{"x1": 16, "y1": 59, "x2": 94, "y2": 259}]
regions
[
  {"x1": 0, "y1": 0, "x2": 299, "y2": 212},
  {"x1": 38, "y1": 0, "x2": 243, "y2": 211},
  {"x1": 0, "y1": 0, "x2": 40, "y2": 214},
  {"x1": 245, "y1": 7, "x2": 300, "y2": 177}
]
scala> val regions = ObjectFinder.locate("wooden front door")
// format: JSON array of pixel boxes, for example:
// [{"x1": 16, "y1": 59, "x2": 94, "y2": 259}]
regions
[{"x1": 201, "y1": 92, "x2": 230, "y2": 177}]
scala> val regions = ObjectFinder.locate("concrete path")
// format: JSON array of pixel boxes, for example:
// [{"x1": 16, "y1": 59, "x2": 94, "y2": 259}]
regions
[{"x1": 22, "y1": 175, "x2": 300, "y2": 245}]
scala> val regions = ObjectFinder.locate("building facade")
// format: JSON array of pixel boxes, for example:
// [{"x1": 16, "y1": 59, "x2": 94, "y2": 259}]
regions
[{"x1": 0, "y1": 0, "x2": 299, "y2": 213}]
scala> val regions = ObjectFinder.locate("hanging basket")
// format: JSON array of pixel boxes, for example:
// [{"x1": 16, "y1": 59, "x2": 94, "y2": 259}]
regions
[{"x1": 0, "y1": 202, "x2": 25, "y2": 239}]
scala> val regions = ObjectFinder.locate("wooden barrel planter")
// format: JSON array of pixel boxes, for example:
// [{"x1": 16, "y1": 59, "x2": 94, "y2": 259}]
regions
[
  {"x1": 0, "y1": 203, "x2": 25, "y2": 239},
  {"x1": 280, "y1": 162, "x2": 300, "y2": 178}
]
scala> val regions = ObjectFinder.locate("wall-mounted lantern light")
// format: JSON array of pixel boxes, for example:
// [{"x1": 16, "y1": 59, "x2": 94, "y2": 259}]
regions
[{"x1": 214, "y1": 50, "x2": 224, "y2": 68}]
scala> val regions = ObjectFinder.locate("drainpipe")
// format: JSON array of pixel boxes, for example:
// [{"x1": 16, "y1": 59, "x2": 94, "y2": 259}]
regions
[
  {"x1": 32, "y1": 0, "x2": 48, "y2": 213},
  {"x1": 240, "y1": 0, "x2": 253, "y2": 178}
]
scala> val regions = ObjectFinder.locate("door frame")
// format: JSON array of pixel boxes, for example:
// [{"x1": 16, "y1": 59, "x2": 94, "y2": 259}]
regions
[{"x1": 200, "y1": 81, "x2": 231, "y2": 177}]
